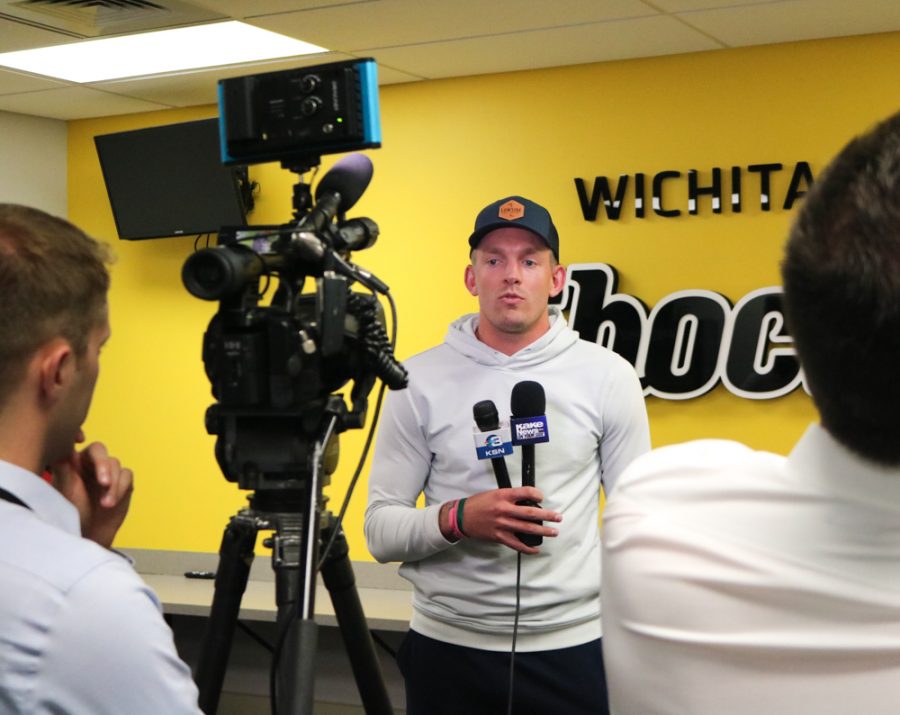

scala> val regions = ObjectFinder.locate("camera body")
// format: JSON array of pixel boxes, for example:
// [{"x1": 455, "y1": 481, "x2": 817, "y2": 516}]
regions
[{"x1": 182, "y1": 59, "x2": 406, "y2": 493}]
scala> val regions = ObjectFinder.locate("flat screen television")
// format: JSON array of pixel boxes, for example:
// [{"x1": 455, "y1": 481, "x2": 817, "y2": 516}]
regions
[{"x1": 95, "y1": 118, "x2": 249, "y2": 240}]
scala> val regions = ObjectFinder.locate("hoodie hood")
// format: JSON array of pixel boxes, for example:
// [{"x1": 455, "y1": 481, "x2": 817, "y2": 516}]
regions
[{"x1": 444, "y1": 305, "x2": 579, "y2": 368}]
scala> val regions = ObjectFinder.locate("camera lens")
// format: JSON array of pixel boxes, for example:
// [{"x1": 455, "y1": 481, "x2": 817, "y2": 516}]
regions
[{"x1": 182, "y1": 247, "x2": 260, "y2": 300}]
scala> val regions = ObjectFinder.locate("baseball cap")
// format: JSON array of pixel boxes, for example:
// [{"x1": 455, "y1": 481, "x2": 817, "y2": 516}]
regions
[{"x1": 468, "y1": 196, "x2": 559, "y2": 260}]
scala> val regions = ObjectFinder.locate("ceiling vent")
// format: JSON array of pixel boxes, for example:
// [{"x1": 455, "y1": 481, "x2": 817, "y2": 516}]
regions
[{"x1": 2, "y1": 0, "x2": 224, "y2": 38}]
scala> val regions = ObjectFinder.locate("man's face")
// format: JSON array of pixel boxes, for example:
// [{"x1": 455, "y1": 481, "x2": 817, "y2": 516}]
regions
[
  {"x1": 46, "y1": 304, "x2": 110, "y2": 464},
  {"x1": 465, "y1": 227, "x2": 565, "y2": 349}
]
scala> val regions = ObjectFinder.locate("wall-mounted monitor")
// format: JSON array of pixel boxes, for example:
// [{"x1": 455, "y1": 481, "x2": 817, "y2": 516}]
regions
[{"x1": 95, "y1": 118, "x2": 250, "y2": 240}]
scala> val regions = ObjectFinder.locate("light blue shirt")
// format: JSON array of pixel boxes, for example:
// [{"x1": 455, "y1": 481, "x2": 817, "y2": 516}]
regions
[{"x1": 0, "y1": 459, "x2": 201, "y2": 714}]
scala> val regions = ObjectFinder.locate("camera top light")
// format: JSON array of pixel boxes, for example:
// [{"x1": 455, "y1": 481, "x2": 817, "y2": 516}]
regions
[{"x1": 218, "y1": 58, "x2": 381, "y2": 167}]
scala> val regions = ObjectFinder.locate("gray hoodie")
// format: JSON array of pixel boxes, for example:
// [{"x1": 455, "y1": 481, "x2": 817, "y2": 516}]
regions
[{"x1": 365, "y1": 307, "x2": 649, "y2": 651}]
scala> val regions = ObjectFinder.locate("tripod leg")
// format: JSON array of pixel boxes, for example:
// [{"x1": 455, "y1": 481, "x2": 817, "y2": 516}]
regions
[
  {"x1": 270, "y1": 520, "x2": 319, "y2": 715},
  {"x1": 195, "y1": 514, "x2": 259, "y2": 715},
  {"x1": 278, "y1": 610, "x2": 318, "y2": 715},
  {"x1": 273, "y1": 403, "x2": 343, "y2": 714},
  {"x1": 320, "y1": 518, "x2": 394, "y2": 715}
]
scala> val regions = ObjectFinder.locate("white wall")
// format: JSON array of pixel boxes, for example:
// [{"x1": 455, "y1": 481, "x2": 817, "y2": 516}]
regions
[{"x1": 0, "y1": 110, "x2": 67, "y2": 215}]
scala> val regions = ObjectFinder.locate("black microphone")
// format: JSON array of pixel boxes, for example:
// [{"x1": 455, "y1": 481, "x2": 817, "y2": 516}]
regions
[
  {"x1": 511, "y1": 381, "x2": 546, "y2": 488},
  {"x1": 305, "y1": 153, "x2": 374, "y2": 231},
  {"x1": 510, "y1": 381, "x2": 549, "y2": 547},
  {"x1": 473, "y1": 400, "x2": 512, "y2": 490}
]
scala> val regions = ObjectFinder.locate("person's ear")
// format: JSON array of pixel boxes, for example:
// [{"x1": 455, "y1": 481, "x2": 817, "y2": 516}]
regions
[
  {"x1": 549, "y1": 263, "x2": 566, "y2": 298},
  {"x1": 36, "y1": 338, "x2": 74, "y2": 404},
  {"x1": 465, "y1": 264, "x2": 478, "y2": 297}
]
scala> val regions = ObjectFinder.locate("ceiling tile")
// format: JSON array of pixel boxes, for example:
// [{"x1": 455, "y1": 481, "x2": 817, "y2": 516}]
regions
[
  {"x1": 0, "y1": 68, "x2": 68, "y2": 95},
  {"x1": 186, "y1": 0, "x2": 370, "y2": 20},
  {"x1": 89, "y1": 51, "x2": 421, "y2": 108},
  {"x1": 0, "y1": 17, "x2": 77, "y2": 52},
  {"x1": 247, "y1": 0, "x2": 658, "y2": 52},
  {"x1": 651, "y1": 0, "x2": 786, "y2": 10},
  {"x1": 0, "y1": 0, "x2": 897, "y2": 120},
  {"x1": 365, "y1": 63, "x2": 423, "y2": 85},
  {"x1": 370, "y1": 14, "x2": 722, "y2": 79},
  {"x1": 0, "y1": 86, "x2": 170, "y2": 120},
  {"x1": 89, "y1": 52, "x2": 347, "y2": 107},
  {"x1": 679, "y1": 0, "x2": 900, "y2": 46},
  {"x1": 0, "y1": 0, "x2": 224, "y2": 38}
]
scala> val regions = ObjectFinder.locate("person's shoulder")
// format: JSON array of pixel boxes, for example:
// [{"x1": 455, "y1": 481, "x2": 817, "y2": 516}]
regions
[
  {"x1": 615, "y1": 439, "x2": 784, "y2": 499},
  {"x1": 38, "y1": 553, "x2": 201, "y2": 715},
  {"x1": 49, "y1": 546, "x2": 163, "y2": 649},
  {"x1": 567, "y1": 335, "x2": 635, "y2": 367},
  {"x1": 400, "y1": 341, "x2": 470, "y2": 383},
  {"x1": 379, "y1": 343, "x2": 457, "y2": 410},
  {"x1": 402, "y1": 341, "x2": 451, "y2": 367},
  {"x1": 633, "y1": 438, "x2": 782, "y2": 472},
  {"x1": 560, "y1": 336, "x2": 642, "y2": 387},
  {"x1": 0, "y1": 510, "x2": 122, "y2": 594}
]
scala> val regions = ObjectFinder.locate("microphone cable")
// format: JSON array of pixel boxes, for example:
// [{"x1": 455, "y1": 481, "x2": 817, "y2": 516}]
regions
[{"x1": 506, "y1": 551, "x2": 523, "y2": 715}]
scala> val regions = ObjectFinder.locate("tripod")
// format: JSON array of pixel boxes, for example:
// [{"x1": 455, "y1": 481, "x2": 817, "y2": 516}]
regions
[{"x1": 194, "y1": 407, "x2": 394, "y2": 715}]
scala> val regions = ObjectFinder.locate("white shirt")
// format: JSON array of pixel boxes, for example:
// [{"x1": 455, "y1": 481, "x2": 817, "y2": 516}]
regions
[
  {"x1": 0, "y1": 459, "x2": 201, "y2": 714},
  {"x1": 601, "y1": 425, "x2": 900, "y2": 715}
]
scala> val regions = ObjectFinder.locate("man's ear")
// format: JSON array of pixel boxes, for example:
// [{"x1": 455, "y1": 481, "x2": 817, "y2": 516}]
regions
[
  {"x1": 549, "y1": 263, "x2": 566, "y2": 298},
  {"x1": 464, "y1": 264, "x2": 478, "y2": 297},
  {"x1": 36, "y1": 338, "x2": 74, "y2": 404}
]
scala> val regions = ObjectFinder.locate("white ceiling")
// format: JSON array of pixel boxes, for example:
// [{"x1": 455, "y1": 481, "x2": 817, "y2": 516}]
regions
[{"x1": 0, "y1": 0, "x2": 898, "y2": 121}]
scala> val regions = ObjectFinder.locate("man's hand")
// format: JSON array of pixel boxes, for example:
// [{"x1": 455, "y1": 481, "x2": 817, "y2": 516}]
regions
[
  {"x1": 441, "y1": 487, "x2": 562, "y2": 555},
  {"x1": 51, "y1": 438, "x2": 134, "y2": 549}
]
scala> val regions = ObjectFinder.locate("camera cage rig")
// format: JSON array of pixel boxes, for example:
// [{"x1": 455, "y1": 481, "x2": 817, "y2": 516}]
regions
[{"x1": 182, "y1": 58, "x2": 404, "y2": 715}]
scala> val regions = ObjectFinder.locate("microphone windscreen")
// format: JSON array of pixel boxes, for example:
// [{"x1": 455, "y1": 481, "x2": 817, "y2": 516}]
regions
[
  {"x1": 511, "y1": 380, "x2": 545, "y2": 418},
  {"x1": 473, "y1": 400, "x2": 501, "y2": 431},
  {"x1": 314, "y1": 153, "x2": 373, "y2": 212}
]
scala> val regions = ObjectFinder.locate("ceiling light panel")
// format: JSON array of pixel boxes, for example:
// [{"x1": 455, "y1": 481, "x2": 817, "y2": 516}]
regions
[{"x1": 0, "y1": 21, "x2": 327, "y2": 82}]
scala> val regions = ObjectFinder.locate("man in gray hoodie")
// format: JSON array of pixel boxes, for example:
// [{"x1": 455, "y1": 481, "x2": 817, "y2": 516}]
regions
[{"x1": 366, "y1": 195, "x2": 650, "y2": 715}]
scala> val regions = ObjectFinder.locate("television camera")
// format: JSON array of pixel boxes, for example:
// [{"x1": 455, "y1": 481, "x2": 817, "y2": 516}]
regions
[{"x1": 181, "y1": 58, "x2": 404, "y2": 715}]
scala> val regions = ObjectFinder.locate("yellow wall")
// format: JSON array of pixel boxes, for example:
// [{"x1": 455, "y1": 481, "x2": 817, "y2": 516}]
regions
[{"x1": 67, "y1": 31, "x2": 900, "y2": 558}]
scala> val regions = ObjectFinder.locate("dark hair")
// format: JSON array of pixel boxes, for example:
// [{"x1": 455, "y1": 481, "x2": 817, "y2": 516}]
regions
[
  {"x1": 0, "y1": 205, "x2": 111, "y2": 404},
  {"x1": 781, "y1": 111, "x2": 900, "y2": 465}
]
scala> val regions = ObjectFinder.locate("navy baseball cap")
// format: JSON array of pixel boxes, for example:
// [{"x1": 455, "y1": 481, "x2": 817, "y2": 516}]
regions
[{"x1": 468, "y1": 196, "x2": 559, "y2": 260}]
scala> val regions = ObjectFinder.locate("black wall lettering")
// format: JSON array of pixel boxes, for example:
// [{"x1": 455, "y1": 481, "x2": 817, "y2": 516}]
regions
[
  {"x1": 747, "y1": 163, "x2": 784, "y2": 211},
  {"x1": 723, "y1": 289, "x2": 801, "y2": 398},
  {"x1": 783, "y1": 161, "x2": 814, "y2": 210},
  {"x1": 652, "y1": 170, "x2": 682, "y2": 217},
  {"x1": 574, "y1": 175, "x2": 629, "y2": 221},
  {"x1": 564, "y1": 264, "x2": 647, "y2": 367},
  {"x1": 635, "y1": 172, "x2": 646, "y2": 218},
  {"x1": 688, "y1": 168, "x2": 723, "y2": 215},
  {"x1": 731, "y1": 165, "x2": 742, "y2": 213},
  {"x1": 574, "y1": 177, "x2": 601, "y2": 221},
  {"x1": 575, "y1": 161, "x2": 814, "y2": 222},
  {"x1": 643, "y1": 292, "x2": 729, "y2": 399},
  {"x1": 563, "y1": 264, "x2": 804, "y2": 400}
]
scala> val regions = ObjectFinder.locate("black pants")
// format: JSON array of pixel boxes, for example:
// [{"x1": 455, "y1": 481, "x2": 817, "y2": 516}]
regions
[{"x1": 397, "y1": 630, "x2": 609, "y2": 715}]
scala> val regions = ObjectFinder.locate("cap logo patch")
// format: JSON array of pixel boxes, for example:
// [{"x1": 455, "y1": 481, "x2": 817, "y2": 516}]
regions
[{"x1": 498, "y1": 199, "x2": 525, "y2": 221}]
